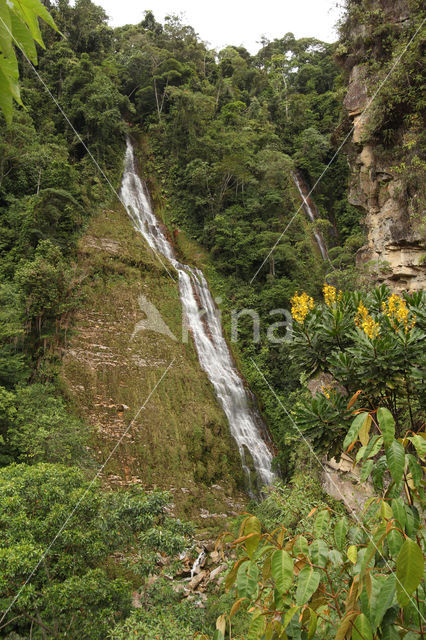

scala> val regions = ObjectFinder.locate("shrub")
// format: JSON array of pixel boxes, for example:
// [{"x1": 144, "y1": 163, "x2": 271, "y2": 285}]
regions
[
  {"x1": 289, "y1": 284, "x2": 425, "y2": 457},
  {"x1": 206, "y1": 406, "x2": 425, "y2": 639}
]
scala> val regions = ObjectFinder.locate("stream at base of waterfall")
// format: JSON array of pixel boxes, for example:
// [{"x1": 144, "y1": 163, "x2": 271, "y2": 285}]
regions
[{"x1": 120, "y1": 139, "x2": 275, "y2": 488}]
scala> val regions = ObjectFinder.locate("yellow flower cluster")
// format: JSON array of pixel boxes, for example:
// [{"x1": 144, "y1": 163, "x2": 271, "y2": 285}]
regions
[
  {"x1": 321, "y1": 385, "x2": 331, "y2": 399},
  {"x1": 323, "y1": 283, "x2": 342, "y2": 306},
  {"x1": 354, "y1": 301, "x2": 380, "y2": 340},
  {"x1": 382, "y1": 293, "x2": 416, "y2": 333},
  {"x1": 291, "y1": 291, "x2": 315, "y2": 325}
]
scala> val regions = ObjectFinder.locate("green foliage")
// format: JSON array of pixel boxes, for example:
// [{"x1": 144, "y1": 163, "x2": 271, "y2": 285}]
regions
[
  {"x1": 14, "y1": 240, "x2": 75, "y2": 330},
  {"x1": 120, "y1": 16, "x2": 363, "y2": 466},
  {"x1": 109, "y1": 578, "x2": 204, "y2": 639},
  {"x1": 290, "y1": 285, "x2": 425, "y2": 457},
  {"x1": 0, "y1": 0, "x2": 128, "y2": 486},
  {"x1": 0, "y1": 282, "x2": 27, "y2": 386},
  {"x1": 3, "y1": 383, "x2": 89, "y2": 464},
  {"x1": 252, "y1": 461, "x2": 345, "y2": 535},
  {"x1": 0, "y1": 0, "x2": 57, "y2": 122},
  {"x1": 0, "y1": 3, "x2": 423, "y2": 639},
  {"x1": 0, "y1": 463, "x2": 193, "y2": 638},
  {"x1": 210, "y1": 406, "x2": 425, "y2": 639}
]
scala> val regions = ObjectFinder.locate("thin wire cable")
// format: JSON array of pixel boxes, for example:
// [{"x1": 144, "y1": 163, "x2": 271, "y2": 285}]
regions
[
  {"x1": 250, "y1": 16, "x2": 426, "y2": 284},
  {"x1": 0, "y1": 14, "x2": 176, "y2": 282},
  {"x1": 0, "y1": 357, "x2": 176, "y2": 623},
  {"x1": 250, "y1": 357, "x2": 425, "y2": 620}
]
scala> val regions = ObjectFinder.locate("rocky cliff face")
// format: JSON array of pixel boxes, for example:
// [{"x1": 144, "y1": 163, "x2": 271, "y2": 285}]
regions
[{"x1": 340, "y1": 0, "x2": 425, "y2": 291}]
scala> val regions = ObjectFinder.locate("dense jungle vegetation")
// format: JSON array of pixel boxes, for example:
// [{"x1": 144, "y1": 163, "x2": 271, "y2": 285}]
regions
[{"x1": 0, "y1": 0, "x2": 424, "y2": 637}]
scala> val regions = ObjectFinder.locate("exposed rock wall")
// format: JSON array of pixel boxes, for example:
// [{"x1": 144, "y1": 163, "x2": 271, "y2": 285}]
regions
[{"x1": 340, "y1": 0, "x2": 425, "y2": 291}]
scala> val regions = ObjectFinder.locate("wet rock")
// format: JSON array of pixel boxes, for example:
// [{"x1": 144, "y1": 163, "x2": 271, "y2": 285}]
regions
[
  {"x1": 210, "y1": 564, "x2": 227, "y2": 581},
  {"x1": 322, "y1": 454, "x2": 374, "y2": 516},
  {"x1": 211, "y1": 484, "x2": 224, "y2": 491},
  {"x1": 188, "y1": 570, "x2": 207, "y2": 590},
  {"x1": 209, "y1": 550, "x2": 220, "y2": 564}
]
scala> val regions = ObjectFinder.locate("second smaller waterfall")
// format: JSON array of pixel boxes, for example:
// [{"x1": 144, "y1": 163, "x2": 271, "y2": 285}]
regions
[{"x1": 292, "y1": 171, "x2": 328, "y2": 261}]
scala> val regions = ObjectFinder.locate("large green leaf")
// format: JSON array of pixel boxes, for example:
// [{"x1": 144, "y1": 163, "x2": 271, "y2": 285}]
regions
[
  {"x1": 0, "y1": 0, "x2": 57, "y2": 123},
  {"x1": 352, "y1": 613, "x2": 373, "y2": 640},
  {"x1": 295, "y1": 566, "x2": 320, "y2": 605},
  {"x1": 244, "y1": 516, "x2": 261, "y2": 558},
  {"x1": 281, "y1": 606, "x2": 301, "y2": 631},
  {"x1": 271, "y1": 549, "x2": 293, "y2": 594},
  {"x1": 386, "y1": 441, "x2": 405, "y2": 486},
  {"x1": 372, "y1": 575, "x2": 396, "y2": 630},
  {"x1": 0, "y1": 1, "x2": 12, "y2": 56},
  {"x1": 408, "y1": 435, "x2": 426, "y2": 459},
  {"x1": 328, "y1": 549, "x2": 343, "y2": 566},
  {"x1": 391, "y1": 498, "x2": 406, "y2": 530},
  {"x1": 247, "y1": 613, "x2": 266, "y2": 640},
  {"x1": 314, "y1": 509, "x2": 330, "y2": 538},
  {"x1": 0, "y1": 65, "x2": 14, "y2": 123},
  {"x1": 387, "y1": 529, "x2": 404, "y2": 556},
  {"x1": 371, "y1": 455, "x2": 387, "y2": 490},
  {"x1": 237, "y1": 561, "x2": 259, "y2": 600},
  {"x1": 360, "y1": 459, "x2": 374, "y2": 481},
  {"x1": 10, "y1": 0, "x2": 43, "y2": 46},
  {"x1": 363, "y1": 434, "x2": 383, "y2": 460},
  {"x1": 307, "y1": 608, "x2": 317, "y2": 640},
  {"x1": 396, "y1": 538, "x2": 424, "y2": 606},
  {"x1": 406, "y1": 454, "x2": 422, "y2": 488},
  {"x1": 334, "y1": 517, "x2": 348, "y2": 551},
  {"x1": 404, "y1": 505, "x2": 420, "y2": 537},
  {"x1": 225, "y1": 557, "x2": 248, "y2": 591},
  {"x1": 343, "y1": 412, "x2": 369, "y2": 450},
  {"x1": 10, "y1": 11, "x2": 37, "y2": 62},
  {"x1": 377, "y1": 407, "x2": 395, "y2": 447},
  {"x1": 381, "y1": 625, "x2": 400, "y2": 640},
  {"x1": 309, "y1": 539, "x2": 328, "y2": 567},
  {"x1": 294, "y1": 535, "x2": 309, "y2": 556},
  {"x1": 19, "y1": 0, "x2": 57, "y2": 30}
]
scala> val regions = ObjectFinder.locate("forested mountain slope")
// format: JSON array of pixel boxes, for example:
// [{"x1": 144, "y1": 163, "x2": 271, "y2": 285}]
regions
[
  {"x1": 61, "y1": 188, "x2": 246, "y2": 521},
  {"x1": 0, "y1": 0, "x2": 424, "y2": 637}
]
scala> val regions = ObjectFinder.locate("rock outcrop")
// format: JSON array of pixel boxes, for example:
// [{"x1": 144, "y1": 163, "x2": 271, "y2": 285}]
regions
[{"x1": 340, "y1": 0, "x2": 425, "y2": 292}]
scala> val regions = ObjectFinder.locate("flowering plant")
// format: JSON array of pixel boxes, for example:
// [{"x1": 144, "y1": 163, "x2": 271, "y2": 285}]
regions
[
  {"x1": 204, "y1": 405, "x2": 425, "y2": 640},
  {"x1": 289, "y1": 285, "x2": 425, "y2": 457}
]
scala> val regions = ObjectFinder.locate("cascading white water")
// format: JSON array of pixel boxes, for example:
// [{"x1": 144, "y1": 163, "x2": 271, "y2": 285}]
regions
[
  {"x1": 120, "y1": 139, "x2": 275, "y2": 487},
  {"x1": 291, "y1": 172, "x2": 328, "y2": 261},
  {"x1": 190, "y1": 549, "x2": 206, "y2": 579}
]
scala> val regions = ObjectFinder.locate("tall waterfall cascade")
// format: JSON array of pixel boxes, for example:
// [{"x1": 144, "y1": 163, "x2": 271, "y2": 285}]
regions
[
  {"x1": 120, "y1": 139, "x2": 275, "y2": 487},
  {"x1": 291, "y1": 172, "x2": 328, "y2": 261}
]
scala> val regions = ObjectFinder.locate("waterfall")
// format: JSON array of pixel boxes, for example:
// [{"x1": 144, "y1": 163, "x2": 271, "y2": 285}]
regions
[
  {"x1": 190, "y1": 549, "x2": 206, "y2": 579},
  {"x1": 291, "y1": 171, "x2": 328, "y2": 261},
  {"x1": 120, "y1": 139, "x2": 275, "y2": 487}
]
